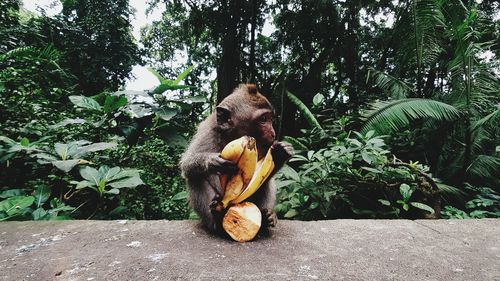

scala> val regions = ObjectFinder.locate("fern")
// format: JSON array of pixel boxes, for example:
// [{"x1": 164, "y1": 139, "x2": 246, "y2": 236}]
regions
[{"x1": 361, "y1": 98, "x2": 460, "y2": 134}]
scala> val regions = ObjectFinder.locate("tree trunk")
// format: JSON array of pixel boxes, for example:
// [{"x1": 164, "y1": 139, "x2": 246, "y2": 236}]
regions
[
  {"x1": 249, "y1": 0, "x2": 257, "y2": 83},
  {"x1": 216, "y1": 2, "x2": 242, "y2": 103},
  {"x1": 345, "y1": 2, "x2": 360, "y2": 113},
  {"x1": 423, "y1": 65, "x2": 437, "y2": 98}
]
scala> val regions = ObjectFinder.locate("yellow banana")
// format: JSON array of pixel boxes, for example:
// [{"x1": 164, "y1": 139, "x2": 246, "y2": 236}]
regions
[
  {"x1": 220, "y1": 136, "x2": 258, "y2": 207},
  {"x1": 232, "y1": 147, "x2": 275, "y2": 204},
  {"x1": 219, "y1": 136, "x2": 248, "y2": 193}
]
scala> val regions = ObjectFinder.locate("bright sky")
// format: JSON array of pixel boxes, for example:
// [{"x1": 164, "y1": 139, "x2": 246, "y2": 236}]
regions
[
  {"x1": 22, "y1": 0, "x2": 163, "y2": 91},
  {"x1": 21, "y1": 0, "x2": 498, "y2": 89}
]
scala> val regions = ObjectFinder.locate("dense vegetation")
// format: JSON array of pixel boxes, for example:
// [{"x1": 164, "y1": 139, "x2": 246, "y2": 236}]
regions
[{"x1": 0, "y1": 0, "x2": 498, "y2": 221}]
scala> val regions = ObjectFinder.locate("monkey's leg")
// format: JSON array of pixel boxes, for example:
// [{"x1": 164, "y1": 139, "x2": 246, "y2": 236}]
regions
[
  {"x1": 250, "y1": 180, "x2": 278, "y2": 229},
  {"x1": 188, "y1": 177, "x2": 225, "y2": 234}
]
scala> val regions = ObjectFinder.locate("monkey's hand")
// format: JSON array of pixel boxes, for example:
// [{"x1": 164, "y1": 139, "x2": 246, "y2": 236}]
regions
[
  {"x1": 207, "y1": 153, "x2": 238, "y2": 175},
  {"x1": 209, "y1": 193, "x2": 224, "y2": 219},
  {"x1": 261, "y1": 208, "x2": 277, "y2": 228},
  {"x1": 271, "y1": 141, "x2": 294, "y2": 170}
]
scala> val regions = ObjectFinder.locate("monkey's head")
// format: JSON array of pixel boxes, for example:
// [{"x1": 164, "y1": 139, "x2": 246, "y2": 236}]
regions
[{"x1": 216, "y1": 84, "x2": 276, "y2": 159}]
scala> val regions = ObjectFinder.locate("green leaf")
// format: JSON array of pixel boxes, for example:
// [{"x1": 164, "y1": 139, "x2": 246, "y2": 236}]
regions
[
  {"x1": 361, "y1": 167, "x2": 382, "y2": 174},
  {"x1": 0, "y1": 189, "x2": 25, "y2": 199},
  {"x1": 173, "y1": 66, "x2": 193, "y2": 85},
  {"x1": 109, "y1": 206, "x2": 127, "y2": 217},
  {"x1": 53, "y1": 160, "x2": 81, "y2": 172},
  {"x1": 378, "y1": 199, "x2": 391, "y2": 206},
  {"x1": 286, "y1": 91, "x2": 324, "y2": 134},
  {"x1": 403, "y1": 203, "x2": 409, "y2": 211},
  {"x1": 156, "y1": 108, "x2": 178, "y2": 121},
  {"x1": 74, "y1": 142, "x2": 117, "y2": 158},
  {"x1": 410, "y1": 202, "x2": 435, "y2": 214},
  {"x1": 108, "y1": 176, "x2": 144, "y2": 189},
  {"x1": 275, "y1": 180, "x2": 296, "y2": 189},
  {"x1": 49, "y1": 118, "x2": 86, "y2": 129},
  {"x1": 75, "y1": 180, "x2": 93, "y2": 189},
  {"x1": 34, "y1": 185, "x2": 51, "y2": 207},
  {"x1": 0, "y1": 196, "x2": 35, "y2": 216},
  {"x1": 184, "y1": 96, "x2": 205, "y2": 103},
  {"x1": 32, "y1": 208, "x2": 48, "y2": 220},
  {"x1": 20, "y1": 137, "x2": 29, "y2": 147},
  {"x1": 69, "y1": 96, "x2": 102, "y2": 111},
  {"x1": 106, "y1": 188, "x2": 120, "y2": 195},
  {"x1": 102, "y1": 167, "x2": 121, "y2": 181},
  {"x1": 280, "y1": 165, "x2": 300, "y2": 182},
  {"x1": 367, "y1": 68, "x2": 412, "y2": 98},
  {"x1": 399, "y1": 184, "x2": 413, "y2": 201},
  {"x1": 79, "y1": 166, "x2": 101, "y2": 186},
  {"x1": 360, "y1": 151, "x2": 372, "y2": 164},
  {"x1": 309, "y1": 202, "x2": 319, "y2": 209},
  {"x1": 313, "y1": 94, "x2": 325, "y2": 106},
  {"x1": 54, "y1": 143, "x2": 69, "y2": 160},
  {"x1": 284, "y1": 209, "x2": 299, "y2": 218},
  {"x1": 103, "y1": 95, "x2": 128, "y2": 113},
  {"x1": 147, "y1": 67, "x2": 167, "y2": 84},
  {"x1": 172, "y1": 191, "x2": 188, "y2": 201}
]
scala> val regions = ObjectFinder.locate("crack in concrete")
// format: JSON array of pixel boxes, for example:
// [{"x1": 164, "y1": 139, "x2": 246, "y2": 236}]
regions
[{"x1": 412, "y1": 221, "x2": 470, "y2": 246}]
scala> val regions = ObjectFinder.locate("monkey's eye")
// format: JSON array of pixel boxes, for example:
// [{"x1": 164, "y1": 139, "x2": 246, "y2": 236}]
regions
[{"x1": 258, "y1": 114, "x2": 271, "y2": 123}]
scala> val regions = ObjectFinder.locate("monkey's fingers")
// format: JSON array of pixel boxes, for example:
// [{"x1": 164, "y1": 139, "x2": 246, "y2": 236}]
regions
[
  {"x1": 214, "y1": 157, "x2": 239, "y2": 174},
  {"x1": 261, "y1": 209, "x2": 277, "y2": 228},
  {"x1": 271, "y1": 141, "x2": 294, "y2": 165},
  {"x1": 209, "y1": 199, "x2": 225, "y2": 214}
]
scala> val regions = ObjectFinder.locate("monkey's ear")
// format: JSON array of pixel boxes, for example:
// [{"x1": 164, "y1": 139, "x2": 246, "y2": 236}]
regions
[
  {"x1": 216, "y1": 106, "x2": 231, "y2": 127},
  {"x1": 247, "y1": 84, "x2": 258, "y2": 94}
]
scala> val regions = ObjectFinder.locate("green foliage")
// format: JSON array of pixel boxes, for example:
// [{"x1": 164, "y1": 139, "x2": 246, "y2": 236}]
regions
[
  {"x1": 361, "y1": 99, "x2": 461, "y2": 135},
  {"x1": 0, "y1": 189, "x2": 74, "y2": 221},
  {"x1": 71, "y1": 166, "x2": 143, "y2": 197},
  {"x1": 110, "y1": 138, "x2": 190, "y2": 220},
  {"x1": 286, "y1": 90, "x2": 324, "y2": 133},
  {"x1": 442, "y1": 186, "x2": 500, "y2": 219},
  {"x1": 379, "y1": 183, "x2": 435, "y2": 216},
  {"x1": 1, "y1": 0, "x2": 498, "y2": 222},
  {"x1": 276, "y1": 128, "x2": 439, "y2": 220}
]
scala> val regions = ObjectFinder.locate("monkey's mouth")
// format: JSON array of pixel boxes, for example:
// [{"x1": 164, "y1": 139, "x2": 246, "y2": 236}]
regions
[{"x1": 257, "y1": 143, "x2": 272, "y2": 160}]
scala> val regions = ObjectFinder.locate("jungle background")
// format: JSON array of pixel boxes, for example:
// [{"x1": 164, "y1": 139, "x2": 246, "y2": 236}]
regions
[{"x1": 0, "y1": 0, "x2": 498, "y2": 221}]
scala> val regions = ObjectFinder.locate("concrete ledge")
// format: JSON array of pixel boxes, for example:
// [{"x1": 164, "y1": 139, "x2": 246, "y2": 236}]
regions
[{"x1": 0, "y1": 220, "x2": 498, "y2": 280}]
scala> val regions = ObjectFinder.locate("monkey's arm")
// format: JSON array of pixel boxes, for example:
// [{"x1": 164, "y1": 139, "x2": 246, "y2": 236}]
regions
[
  {"x1": 251, "y1": 141, "x2": 294, "y2": 228},
  {"x1": 270, "y1": 141, "x2": 294, "y2": 174},
  {"x1": 179, "y1": 124, "x2": 237, "y2": 181},
  {"x1": 180, "y1": 151, "x2": 236, "y2": 178}
]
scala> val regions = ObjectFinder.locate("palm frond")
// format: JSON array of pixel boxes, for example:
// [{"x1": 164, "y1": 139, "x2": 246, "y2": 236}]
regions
[
  {"x1": 466, "y1": 154, "x2": 500, "y2": 182},
  {"x1": 0, "y1": 46, "x2": 38, "y2": 61},
  {"x1": 367, "y1": 68, "x2": 412, "y2": 99},
  {"x1": 471, "y1": 108, "x2": 500, "y2": 131},
  {"x1": 361, "y1": 98, "x2": 461, "y2": 134}
]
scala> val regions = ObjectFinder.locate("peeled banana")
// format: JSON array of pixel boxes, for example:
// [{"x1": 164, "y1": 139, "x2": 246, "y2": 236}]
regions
[
  {"x1": 220, "y1": 136, "x2": 258, "y2": 207},
  {"x1": 222, "y1": 202, "x2": 262, "y2": 242},
  {"x1": 219, "y1": 136, "x2": 275, "y2": 208},
  {"x1": 232, "y1": 147, "x2": 274, "y2": 204}
]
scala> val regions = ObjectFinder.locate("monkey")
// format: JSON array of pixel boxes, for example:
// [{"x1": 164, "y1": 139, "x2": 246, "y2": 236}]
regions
[{"x1": 180, "y1": 84, "x2": 293, "y2": 234}]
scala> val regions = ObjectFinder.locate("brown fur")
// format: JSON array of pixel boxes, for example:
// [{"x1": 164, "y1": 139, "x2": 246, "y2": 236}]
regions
[{"x1": 180, "y1": 84, "x2": 292, "y2": 233}]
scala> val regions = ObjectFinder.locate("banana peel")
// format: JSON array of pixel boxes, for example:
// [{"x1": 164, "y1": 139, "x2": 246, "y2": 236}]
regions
[
  {"x1": 219, "y1": 137, "x2": 275, "y2": 207},
  {"x1": 220, "y1": 136, "x2": 258, "y2": 207},
  {"x1": 218, "y1": 137, "x2": 277, "y2": 242},
  {"x1": 232, "y1": 148, "x2": 274, "y2": 204}
]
